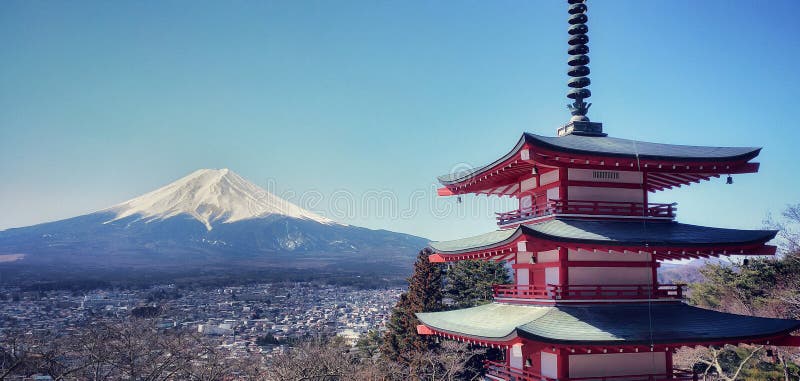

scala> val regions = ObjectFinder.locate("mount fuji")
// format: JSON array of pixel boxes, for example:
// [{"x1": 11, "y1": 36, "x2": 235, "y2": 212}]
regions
[{"x1": 0, "y1": 169, "x2": 427, "y2": 285}]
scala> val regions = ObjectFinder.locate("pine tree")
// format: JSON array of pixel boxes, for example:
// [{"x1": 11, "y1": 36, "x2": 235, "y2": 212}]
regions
[
  {"x1": 381, "y1": 248, "x2": 443, "y2": 365},
  {"x1": 445, "y1": 260, "x2": 511, "y2": 308}
]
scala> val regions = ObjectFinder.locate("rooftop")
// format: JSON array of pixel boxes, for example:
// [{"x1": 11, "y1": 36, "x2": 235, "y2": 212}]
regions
[
  {"x1": 429, "y1": 218, "x2": 777, "y2": 255},
  {"x1": 416, "y1": 302, "x2": 800, "y2": 345},
  {"x1": 437, "y1": 133, "x2": 762, "y2": 195}
]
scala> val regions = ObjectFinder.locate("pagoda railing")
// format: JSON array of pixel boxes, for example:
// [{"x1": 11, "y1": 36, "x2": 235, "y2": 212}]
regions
[
  {"x1": 495, "y1": 202, "x2": 554, "y2": 225},
  {"x1": 484, "y1": 360, "x2": 555, "y2": 381},
  {"x1": 552, "y1": 199, "x2": 676, "y2": 219},
  {"x1": 496, "y1": 200, "x2": 676, "y2": 226},
  {"x1": 484, "y1": 360, "x2": 696, "y2": 381},
  {"x1": 492, "y1": 284, "x2": 685, "y2": 301},
  {"x1": 568, "y1": 369, "x2": 697, "y2": 381}
]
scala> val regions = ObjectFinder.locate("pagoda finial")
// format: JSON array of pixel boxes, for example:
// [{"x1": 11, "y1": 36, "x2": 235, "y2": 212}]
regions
[
  {"x1": 567, "y1": 0, "x2": 591, "y2": 122},
  {"x1": 558, "y1": 0, "x2": 605, "y2": 136}
]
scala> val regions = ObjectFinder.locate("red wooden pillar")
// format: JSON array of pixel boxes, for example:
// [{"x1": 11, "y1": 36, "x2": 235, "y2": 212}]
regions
[
  {"x1": 559, "y1": 168, "x2": 568, "y2": 201},
  {"x1": 651, "y1": 260, "x2": 659, "y2": 290},
  {"x1": 558, "y1": 247, "x2": 569, "y2": 288},
  {"x1": 665, "y1": 349, "x2": 674, "y2": 378},
  {"x1": 642, "y1": 171, "x2": 649, "y2": 205},
  {"x1": 556, "y1": 348, "x2": 570, "y2": 380}
]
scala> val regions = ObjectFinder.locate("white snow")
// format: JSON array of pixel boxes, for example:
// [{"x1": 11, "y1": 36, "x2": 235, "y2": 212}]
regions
[{"x1": 105, "y1": 168, "x2": 336, "y2": 230}]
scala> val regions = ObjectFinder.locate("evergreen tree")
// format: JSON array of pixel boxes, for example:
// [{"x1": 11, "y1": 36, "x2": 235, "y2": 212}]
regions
[
  {"x1": 445, "y1": 260, "x2": 510, "y2": 308},
  {"x1": 381, "y1": 248, "x2": 443, "y2": 365}
]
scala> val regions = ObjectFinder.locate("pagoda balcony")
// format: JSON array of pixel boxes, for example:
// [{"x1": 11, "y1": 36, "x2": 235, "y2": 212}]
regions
[
  {"x1": 492, "y1": 284, "x2": 685, "y2": 301},
  {"x1": 484, "y1": 360, "x2": 697, "y2": 381},
  {"x1": 496, "y1": 200, "x2": 677, "y2": 227}
]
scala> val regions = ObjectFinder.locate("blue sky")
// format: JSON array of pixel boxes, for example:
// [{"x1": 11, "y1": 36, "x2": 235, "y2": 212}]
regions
[{"x1": 1, "y1": 0, "x2": 798, "y2": 241}]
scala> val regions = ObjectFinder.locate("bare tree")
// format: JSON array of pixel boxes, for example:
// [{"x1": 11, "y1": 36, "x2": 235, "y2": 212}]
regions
[
  {"x1": 415, "y1": 341, "x2": 485, "y2": 381},
  {"x1": 697, "y1": 345, "x2": 763, "y2": 381},
  {"x1": 263, "y1": 338, "x2": 360, "y2": 381},
  {"x1": 0, "y1": 329, "x2": 31, "y2": 380}
]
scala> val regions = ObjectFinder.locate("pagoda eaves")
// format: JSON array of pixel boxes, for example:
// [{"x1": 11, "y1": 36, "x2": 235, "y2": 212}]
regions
[
  {"x1": 438, "y1": 133, "x2": 761, "y2": 197},
  {"x1": 428, "y1": 219, "x2": 777, "y2": 263}
]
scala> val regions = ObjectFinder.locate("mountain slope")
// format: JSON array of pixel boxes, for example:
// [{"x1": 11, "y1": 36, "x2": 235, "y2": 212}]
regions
[{"x1": 0, "y1": 169, "x2": 427, "y2": 282}]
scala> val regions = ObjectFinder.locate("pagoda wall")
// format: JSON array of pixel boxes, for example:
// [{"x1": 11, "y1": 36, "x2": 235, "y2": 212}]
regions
[
  {"x1": 568, "y1": 249, "x2": 651, "y2": 261},
  {"x1": 567, "y1": 168, "x2": 643, "y2": 184},
  {"x1": 567, "y1": 249, "x2": 654, "y2": 286},
  {"x1": 515, "y1": 168, "x2": 650, "y2": 212},
  {"x1": 567, "y1": 186, "x2": 644, "y2": 203},
  {"x1": 515, "y1": 249, "x2": 656, "y2": 289},
  {"x1": 516, "y1": 170, "x2": 559, "y2": 212},
  {"x1": 570, "y1": 267, "x2": 652, "y2": 285},
  {"x1": 566, "y1": 168, "x2": 644, "y2": 203},
  {"x1": 568, "y1": 351, "x2": 667, "y2": 378},
  {"x1": 507, "y1": 341, "x2": 669, "y2": 379}
]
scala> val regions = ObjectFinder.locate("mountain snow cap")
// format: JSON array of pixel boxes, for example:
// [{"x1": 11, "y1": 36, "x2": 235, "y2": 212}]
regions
[{"x1": 105, "y1": 168, "x2": 336, "y2": 230}]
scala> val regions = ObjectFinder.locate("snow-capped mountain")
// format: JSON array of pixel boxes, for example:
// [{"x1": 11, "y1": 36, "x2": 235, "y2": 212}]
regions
[
  {"x1": 0, "y1": 169, "x2": 427, "y2": 279},
  {"x1": 106, "y1": 168, "x2": 335, "y2": 230}
]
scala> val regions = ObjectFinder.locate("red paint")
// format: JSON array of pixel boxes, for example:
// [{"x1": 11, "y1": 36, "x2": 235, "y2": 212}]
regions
[
  {"x1": 416, "y1": 324, "x2": 434, "y2": 335},
  {"x1": 437, "y1": 187, "x2": 454, "y2": 196}
]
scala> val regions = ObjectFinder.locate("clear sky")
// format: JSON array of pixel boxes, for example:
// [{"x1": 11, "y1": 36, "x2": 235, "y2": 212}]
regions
[{"x1": 1, "y1": 0, "x2": 798, "y2": 241}]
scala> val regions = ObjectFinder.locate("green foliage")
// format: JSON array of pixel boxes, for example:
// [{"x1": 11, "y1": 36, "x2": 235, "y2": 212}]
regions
[
  {"x1": 444, "y1": 260, "x2": 510, "y2": 308},
  {"x1": 130, "y1": 305, "x2": 161, "y2": 318},
  {"x1": 685, "y1": 204, "x2": 800, "y2": 381},
  {"x1": 694, "y1": 346, "x2": 799, "y2": 381},
  {"x1": 381, "y1": 249, "x2": 443, "y2": 365},
  {"x1": 690, "y1": 256, "x2": 800, "y2": 318},
  {"x1": 255, "y1": 333, "x2": 280, "y2": 346},
  {"x1": 356, "y1": 330, "x2": 383, "y2": 358}
]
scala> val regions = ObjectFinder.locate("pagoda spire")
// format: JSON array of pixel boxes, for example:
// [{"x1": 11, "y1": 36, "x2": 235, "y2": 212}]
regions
[
  {"x1": 566, "y1": 0, "x2": 591, "y2": 122},
  {"x1": 558, "y1": 0, "x2": 605, "y2": 136}
]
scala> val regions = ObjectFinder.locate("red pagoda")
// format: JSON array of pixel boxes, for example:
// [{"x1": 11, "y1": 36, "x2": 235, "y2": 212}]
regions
[{"x1": 414, "y1": 1, "x2": 800, "y2": 380}]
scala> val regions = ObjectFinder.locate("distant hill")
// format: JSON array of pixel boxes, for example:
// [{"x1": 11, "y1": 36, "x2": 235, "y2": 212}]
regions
[
  {"x1": 658, "y1": 261, "x2": 707, "y2": 285},
  {"x1": 0, "y1": 169, "x2": 427, "y2": 287}
]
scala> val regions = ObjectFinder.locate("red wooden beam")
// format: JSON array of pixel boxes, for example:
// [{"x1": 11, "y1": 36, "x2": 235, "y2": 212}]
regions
[
  {"x1": 437, "y1": 187, "x2": 455, "y2": 196},
  {"x1": 416, "y1": 324, "x2": 435, "y2": 335}
]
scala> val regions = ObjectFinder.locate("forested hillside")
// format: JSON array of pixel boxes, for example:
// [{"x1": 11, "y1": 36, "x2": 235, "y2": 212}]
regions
[{"x1": 674, "y1": 204, "x2": 800, "y2": 381}]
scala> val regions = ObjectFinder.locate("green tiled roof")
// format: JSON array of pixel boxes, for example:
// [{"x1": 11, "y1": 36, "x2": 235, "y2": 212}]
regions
[
  {"x1": 428, "y1": 219, "x2": 777, "y2": 254},
  {"x1": 416, "y1": 302, "x2": 800, "y2": 345},
  {"x1": 519, "y1": 303, "x2": 800, "y2": 344},
  {"x1": 416, "y1": 303, "x2": 550, "y2": 339},
  {"x1": 438, "y1": 133, "x2": 760, "y2": 185},
  {"x1": 525, "y1": 219, "x2": 776, "y2": 247},
  {"x1": 429, "y1": 229, "x2": 518, "y2": 254}
]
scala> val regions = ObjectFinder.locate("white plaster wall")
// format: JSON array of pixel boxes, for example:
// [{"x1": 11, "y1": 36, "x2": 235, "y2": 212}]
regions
[
  {"x1": 547, "y1": 187, "x2": 560, "y2": 202},
  {"x1": 516, "y1": 269, "x2": 530, "y2": 286},
  {"x1": 569, "y1": 267, "x2": 652, "y2": 285},
  {"x1": 510, "y1": 344, "x2": 523, "y2": 369},
  {"x1": 520, "y1": 195, "x2": 533, "y2": 210},
  {"x1": 541, "y1": 352, "x2": 558, "y2": 378},
  {"x1": 540, "y1": 170, "x2": 559, "y2": 185},
  {"x1": 517, "y1": 251, "x2": 533, "y2": 264},
  {"x1": 569, "y1": 352, "x2": 666, "y2": 378},
  {"x1": 545, "y1": 267, "x2": 560, "y2": 286},
  {"x1": 568, "y1": 168, "x2": 643, "y2": 184},
  {"x1": 567, "y1": 187, "x2": 644, "y2": 203},
  {"x1": 537, "y1": 249, "x2": 559, "y2": 263},
  {"x1": 568, "y1": 248, "x2": 651, "y2": 262},
  {"x1": 520, "y1": 177, "x2": 537, "y2": 192}
]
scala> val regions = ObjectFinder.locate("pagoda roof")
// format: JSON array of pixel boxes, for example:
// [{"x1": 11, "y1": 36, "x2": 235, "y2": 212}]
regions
[
  {"x1": 416, "y1": 302, "x2": 800, "y2": 345},
  {"x1": 430, "y1": 219, "x2": 777, "y2": 255},
  {"x1": 437, "y1": 133, "x2": 761, "y2": 194},
  {"x1": 528, "y1": 133, "x2": 759, "y2": 162}
]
